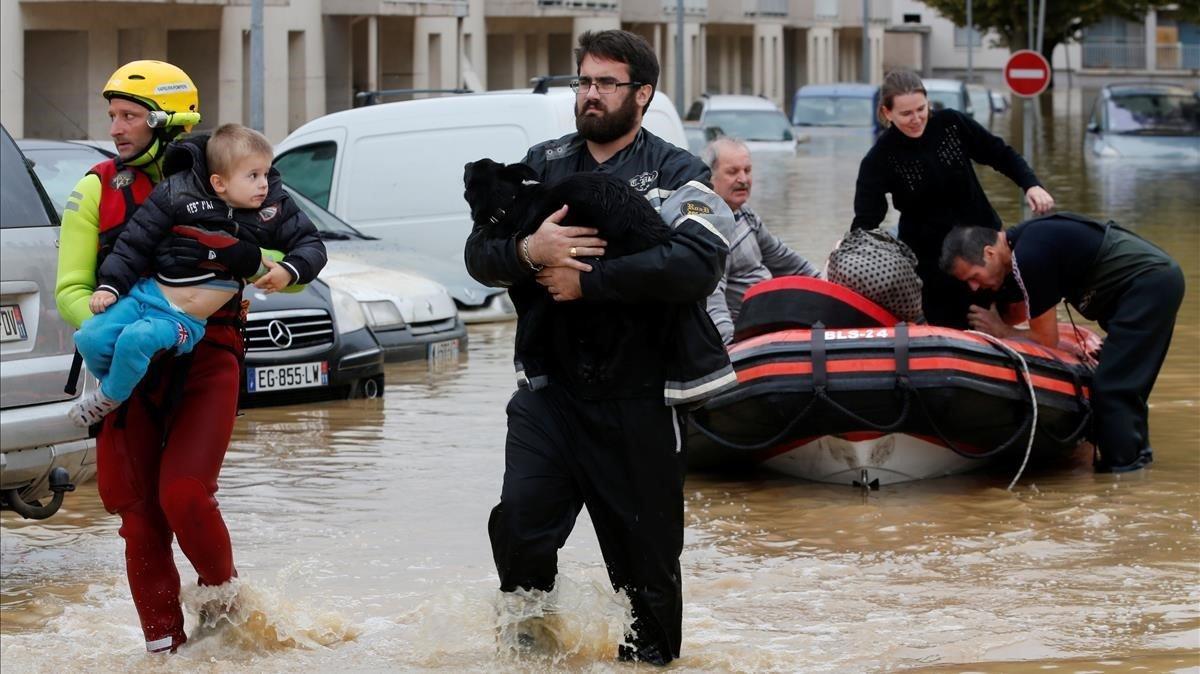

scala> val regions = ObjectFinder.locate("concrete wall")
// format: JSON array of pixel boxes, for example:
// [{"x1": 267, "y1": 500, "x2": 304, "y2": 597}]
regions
[
  {"x1": 4, "y1": 0, "x2": 323, "y2": 143},
  {"x1": 0, "y1": 0, "x2": 904, "y2": 141}
]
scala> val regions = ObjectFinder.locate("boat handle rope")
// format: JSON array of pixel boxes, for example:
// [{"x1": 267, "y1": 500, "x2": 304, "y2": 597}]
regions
[
  {"x1": 905, "y1": 331, "x2": 1036, "y2": 466},
  {"x1": 965, "y1": 331, "x2": 1038, "y2": 491},
  {"x1": 808, "y1": 322, "x2": 914, "y2": 434}
]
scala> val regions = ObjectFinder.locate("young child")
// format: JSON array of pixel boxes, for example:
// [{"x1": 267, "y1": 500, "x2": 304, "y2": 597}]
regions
[{"x1": 69, "y1": 123, "x2": 326, "y2": 426}]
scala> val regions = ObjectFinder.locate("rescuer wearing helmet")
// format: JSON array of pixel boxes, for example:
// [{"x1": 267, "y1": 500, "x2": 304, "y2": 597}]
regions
[{"x1": 55, "y1": 60, "x2": 260, "y2": 653}]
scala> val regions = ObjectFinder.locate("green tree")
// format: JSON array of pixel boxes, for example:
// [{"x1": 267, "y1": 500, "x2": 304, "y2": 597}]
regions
[{"x1": 923, "y1": 0, "x2": 1160, "y2": 86}]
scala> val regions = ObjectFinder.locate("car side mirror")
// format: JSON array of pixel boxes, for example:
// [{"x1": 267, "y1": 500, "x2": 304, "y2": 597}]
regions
[
  {"x1": 704, "y1": 126, "x2": 725, "y2": 141},
  {"x1": 1086, "y1": 121, "x2": 1100, "y2": 133},
  {"x1": 783, "y1": 128, "x2": 794, "y2": 141}
]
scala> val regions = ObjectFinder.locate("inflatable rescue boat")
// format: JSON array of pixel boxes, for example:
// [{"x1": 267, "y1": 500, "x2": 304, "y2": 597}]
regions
[{"x1": 688, "y1": 277, "x2": 1097, "y2": 486}]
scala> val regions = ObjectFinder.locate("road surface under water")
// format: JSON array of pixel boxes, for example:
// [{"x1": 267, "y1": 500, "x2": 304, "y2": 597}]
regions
[{"x1": 2, "y1": 88, "x2": 1197, "y2": 672}]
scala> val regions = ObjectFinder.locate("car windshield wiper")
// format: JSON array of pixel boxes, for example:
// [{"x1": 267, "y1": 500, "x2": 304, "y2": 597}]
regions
[{"x1": 316, "y1": 230, "x2": 355, "y2": 240}]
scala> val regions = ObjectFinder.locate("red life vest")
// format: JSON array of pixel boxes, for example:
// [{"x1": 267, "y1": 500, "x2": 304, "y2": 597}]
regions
[
  {"x1": 91, "y1": 159, "x2": 244, "y2": 350},
  {"x1": 90, "y1": 159, "x2": 154, "y2": 265}
]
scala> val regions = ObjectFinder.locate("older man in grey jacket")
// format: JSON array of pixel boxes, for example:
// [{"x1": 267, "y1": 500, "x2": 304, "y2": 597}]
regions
[{"x1": 704, "y1": 137, "x2": 820, "y2": 343}]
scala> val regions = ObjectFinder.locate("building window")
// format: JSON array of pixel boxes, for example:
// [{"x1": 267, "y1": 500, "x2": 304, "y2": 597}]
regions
[{"x1": 903, "y1": 13, "x2": 921, "y2": 24}]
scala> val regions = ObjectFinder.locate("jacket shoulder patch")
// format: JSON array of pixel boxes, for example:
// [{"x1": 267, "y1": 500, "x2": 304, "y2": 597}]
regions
[
  {"x1": 110, "y1": 170, "x2": 135, "y2": 190},
  {"x1": 259, "y1": 205, "x2": 279, "y2": 222},
  {"x1": 629, "y1": 170, "x2": 659, "y2": 192},
  {"x1": 681, "y1": 200, "x2": 713, "y2": 217}
]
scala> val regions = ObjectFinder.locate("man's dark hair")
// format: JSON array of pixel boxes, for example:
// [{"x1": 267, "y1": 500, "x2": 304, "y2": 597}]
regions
[
  {"x1": 939, "y1": 226, "x2": 1001, "y2": 273},
  {"x1": 575, "y1": 30, "x2": 658, "y2": 113}
]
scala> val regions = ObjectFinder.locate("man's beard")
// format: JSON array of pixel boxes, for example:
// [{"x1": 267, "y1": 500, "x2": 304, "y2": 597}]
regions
[{"x1": 575, "y1": 93, "x2": 639, "y2": 144}]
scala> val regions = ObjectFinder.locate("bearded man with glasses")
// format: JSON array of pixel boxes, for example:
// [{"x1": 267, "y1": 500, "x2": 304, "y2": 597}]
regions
[{"x1": 465, "y1": 29, "x2": 736, "y2": 667}]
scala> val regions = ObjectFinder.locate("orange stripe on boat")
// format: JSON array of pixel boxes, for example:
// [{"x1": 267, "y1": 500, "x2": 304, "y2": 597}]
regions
[{"x1": 737, "y1": 357, "x2": 1087, "y2": 397}]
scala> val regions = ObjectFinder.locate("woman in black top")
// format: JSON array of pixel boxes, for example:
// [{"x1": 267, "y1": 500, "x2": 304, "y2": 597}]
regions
[{"x1": 851, "y1": 70, "x2": 1055, "y2": 328}]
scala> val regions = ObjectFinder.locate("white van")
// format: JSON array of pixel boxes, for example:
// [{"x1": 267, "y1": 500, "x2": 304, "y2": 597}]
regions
[{"x1": 273, "y1": 85, "x2": 689, "y2": 320}]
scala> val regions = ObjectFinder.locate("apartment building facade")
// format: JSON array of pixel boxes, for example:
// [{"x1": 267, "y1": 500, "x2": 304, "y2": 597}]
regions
[{"x1": 1, "y1": 0, "x2": 898, "y2": 142}]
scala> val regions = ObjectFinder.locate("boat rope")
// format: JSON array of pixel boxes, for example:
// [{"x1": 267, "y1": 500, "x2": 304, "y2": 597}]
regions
[
  {"x1": 689, "y1": 394, "x2": 824, "y2": 452},
  {"x1": 967, "y1": 330, "x2": 1038, "y2": 491}
]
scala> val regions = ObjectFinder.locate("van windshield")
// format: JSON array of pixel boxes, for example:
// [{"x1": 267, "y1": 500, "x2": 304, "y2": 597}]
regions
[{"x1": 792, "y1": 97, "x2": 875, "y2": 127}]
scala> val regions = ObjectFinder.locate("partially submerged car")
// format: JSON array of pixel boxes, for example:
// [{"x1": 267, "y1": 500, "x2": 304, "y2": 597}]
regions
[
  {"x1": 923, "y1": 78, "x2": 973, "y2": 117},
  {"x1": 240, "y1": 278, "x2": 385, "y2": 406},
  {"x1": 287, "y1": 185, "x2": 467, "y2": 364},
  {"x1": 790, "y1": 83, "x2": 882, "y2": 137},
  {"x1": 1, "y1": 127, "x2": 93, "y2": 519},
  {"x1": 685, "y1": 94, "x2": 800, "y2": 154},
  {"x1": 1086, "y1": 83, "x2": 1200, "y2": 159},
  {"x1": 967, "y1": 84, "x2": 993, "y2": 124}
]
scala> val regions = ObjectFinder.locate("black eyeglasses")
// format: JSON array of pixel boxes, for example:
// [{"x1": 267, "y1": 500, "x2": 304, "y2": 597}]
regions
[{"x1": 570, "y1": 77, "x2": 643, "y2": 95}]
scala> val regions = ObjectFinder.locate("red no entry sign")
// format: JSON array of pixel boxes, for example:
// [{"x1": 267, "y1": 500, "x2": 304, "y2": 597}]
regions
[{"x1": 1004, "y1": 50, "x2": 1051, "y2": 98}]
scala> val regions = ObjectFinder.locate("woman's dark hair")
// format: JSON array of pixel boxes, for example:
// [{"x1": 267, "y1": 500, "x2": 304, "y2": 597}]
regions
[
  {"x1": 877, "y1": 69, "x2": 927, "y2": 127},
  {"x1": 575, "y1": 30, "x2": 658, "y2": 113},
  {"x1": 939, "y1": 226, "x2": 1001, "y2": 273}
]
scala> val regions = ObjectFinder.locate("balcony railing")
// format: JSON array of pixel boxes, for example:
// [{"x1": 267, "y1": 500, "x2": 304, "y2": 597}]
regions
[
  {"x1": 1081, "y1": 42, "x2": 1146, "y2": 69},
  {"x1": 662, "y1": 0, "x2": 707, "y2": 16},
  {"x1": 536, "y1": 0, "x2": 618, "y2": 10},
  {"x1": 744, "y1": 0, "x2": 787, "y2": 17},
  {"x1": 1156, "y1": 43, "x2": 1200, "y2": 70}
]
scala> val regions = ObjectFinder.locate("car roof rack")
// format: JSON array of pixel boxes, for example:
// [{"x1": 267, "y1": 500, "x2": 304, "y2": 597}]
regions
[{"x1": 354, "y1": 88, "x2": 473, "y2": 106}]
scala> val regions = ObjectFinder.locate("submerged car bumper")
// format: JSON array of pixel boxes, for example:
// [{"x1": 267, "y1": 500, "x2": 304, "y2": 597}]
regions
[
  {"x1": 372, "y1": 316, "x2": 468, "y2": 363},
  {"x1": 241, "y1": 324, "x2": 385, "y2": 407},
  {"x1": 457, "y1": 291, "x2": 516, "y2": 324}
]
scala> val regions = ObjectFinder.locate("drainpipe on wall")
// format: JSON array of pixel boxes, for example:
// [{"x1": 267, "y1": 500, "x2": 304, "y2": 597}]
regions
[{"x1": 250, "y1": 0, "x2": 264, "y2": 133}]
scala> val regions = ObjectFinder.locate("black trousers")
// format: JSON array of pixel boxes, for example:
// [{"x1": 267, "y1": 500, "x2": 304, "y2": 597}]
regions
[
  {"x1": 489, "y1": 384, "x2": 686, "y2": 661},
  {"x1": 1092, "y1": 263, "x2": 1186, "y2": 470}
]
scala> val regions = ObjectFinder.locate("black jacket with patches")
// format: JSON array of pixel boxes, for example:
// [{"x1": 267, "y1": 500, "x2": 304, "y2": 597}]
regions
[
  {"x1": 464, "y1": 129, "x2": 737, "y2": 406},
  {"x1": 97, "y1": 134, "x2": 326, "y2": 297}
]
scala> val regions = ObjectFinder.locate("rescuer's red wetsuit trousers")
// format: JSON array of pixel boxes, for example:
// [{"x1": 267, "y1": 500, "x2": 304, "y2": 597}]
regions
[{"x1": 95, "y1": 324, "x2": 242, "y2": 653}]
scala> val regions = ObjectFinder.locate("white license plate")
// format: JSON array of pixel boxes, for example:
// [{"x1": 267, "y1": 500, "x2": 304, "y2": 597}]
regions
[
  {"x1": 0, "y1": 305, "x2": 28, "y2": 343},
  {"x1": 428, "y1": 339, "x2": 460, "y2": 366},
  {"x1": 246, "y1": 361, "x2": 328, "y2": 392}
]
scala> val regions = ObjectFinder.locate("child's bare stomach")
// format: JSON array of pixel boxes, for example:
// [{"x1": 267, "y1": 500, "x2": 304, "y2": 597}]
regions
[{"x1": 156, "y1": 281, "x2": 236, "y2": 320}]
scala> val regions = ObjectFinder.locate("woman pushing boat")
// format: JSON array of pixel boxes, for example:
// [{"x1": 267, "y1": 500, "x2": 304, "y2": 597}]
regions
[{"x1": 851, "y1": 69, "x2": 1055, "y2": 329}]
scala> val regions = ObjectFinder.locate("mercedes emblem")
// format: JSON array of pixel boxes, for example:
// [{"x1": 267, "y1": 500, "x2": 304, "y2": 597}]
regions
[{"x1": 266, "y1": 319, "x2": 293, "y2": 349}]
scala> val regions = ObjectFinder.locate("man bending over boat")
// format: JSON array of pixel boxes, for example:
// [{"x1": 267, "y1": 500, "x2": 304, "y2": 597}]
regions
[{"x1": 939, "y1": 213, "x2": 1184, "y2": 474}]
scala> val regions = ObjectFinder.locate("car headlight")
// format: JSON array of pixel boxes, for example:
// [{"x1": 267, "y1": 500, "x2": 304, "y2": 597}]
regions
[
  {"x1": 361, "y1": 300, "x2": 406, "y2": 329},
  {"x1": 330, "y1": 287, "x2": 367, "y2": 334}
]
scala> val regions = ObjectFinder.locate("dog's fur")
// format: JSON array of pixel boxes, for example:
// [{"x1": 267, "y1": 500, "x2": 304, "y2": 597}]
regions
[{"x1": 463, "y1": 158, "x2": 672, "y2": 384}]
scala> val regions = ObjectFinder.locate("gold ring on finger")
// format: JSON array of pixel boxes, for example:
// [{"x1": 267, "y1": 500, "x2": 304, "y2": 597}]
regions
[{"x1": 570, "y1": 246, "x2": 577, "y2": 257}]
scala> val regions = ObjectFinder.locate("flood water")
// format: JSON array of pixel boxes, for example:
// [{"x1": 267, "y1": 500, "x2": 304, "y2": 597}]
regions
[{"x1": 2, "y1": 88, "x2": 1197, "y2": 672}]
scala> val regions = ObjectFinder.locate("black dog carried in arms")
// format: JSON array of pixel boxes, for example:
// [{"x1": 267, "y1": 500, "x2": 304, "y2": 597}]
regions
[{"x1": 464, "y1": 158, "x2": 677, "y2": 396}]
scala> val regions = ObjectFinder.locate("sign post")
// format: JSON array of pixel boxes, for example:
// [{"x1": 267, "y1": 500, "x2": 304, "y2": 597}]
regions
[{"x1": 1006, "y1": 49, "x2": 1050, "y2": 221}]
